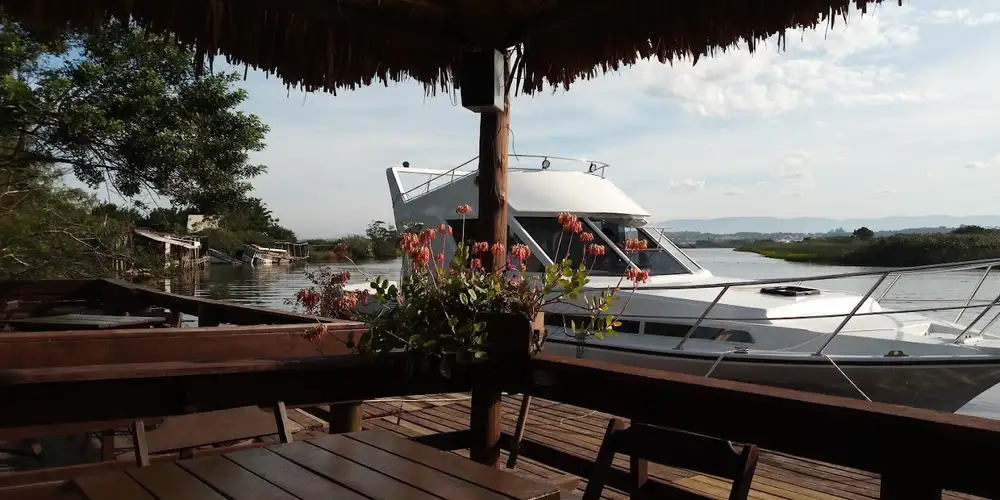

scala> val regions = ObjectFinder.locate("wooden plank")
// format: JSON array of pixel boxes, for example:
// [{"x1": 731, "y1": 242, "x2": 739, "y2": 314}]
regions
[
  {"x1": 268, "y1": 440, "x2": 442, "y2": 500},
  {"x1": 0, "y1": 355, "x2": 469, "y2": 429},
  {"x1": 224, "y1": 447, "x2": 370, "y2": 500},
  {"x1": 0, "y1": 314, "x2": 165, "y2": 331},
  {"x1": 177, "y1": 456, "x2": 300, "y2": 500},
  {"x1": 0, "y1": 323, "x2": 359, "y2": 369},
  {"x1": 126, "y1": 463, "x2": 227, "y2": 500},
  {"x1": 74, "y1": 471, "x2": 156, "y2": 500},
  {"x1": 143, "y1": 407, "x2": 279, "y2": 453},
  {"x1": 350, "y1": 430, "x2": 562, "y2": 500},
  {"x1": 310, "y1": 434, "x2": 527, "y2": 500}
]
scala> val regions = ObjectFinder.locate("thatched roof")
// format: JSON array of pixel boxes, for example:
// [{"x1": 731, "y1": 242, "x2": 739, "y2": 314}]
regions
[{"x1": 0, "y1": 0, "x2": 897, "y2": 95}]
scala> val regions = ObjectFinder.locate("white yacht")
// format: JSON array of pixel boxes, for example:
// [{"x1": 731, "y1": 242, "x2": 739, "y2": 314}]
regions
[{"x1": 376, "y1": 155, "x2": 1000, "y2": 412}]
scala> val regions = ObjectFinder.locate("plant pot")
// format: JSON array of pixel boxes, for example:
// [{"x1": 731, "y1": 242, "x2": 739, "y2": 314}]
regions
[{"x1": 478, "y1": 311, "x2": 545, "y2": 390}]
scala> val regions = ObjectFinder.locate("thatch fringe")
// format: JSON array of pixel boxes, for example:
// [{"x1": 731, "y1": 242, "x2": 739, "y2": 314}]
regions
[{"x1": 0, "y1": 0, "x2": 896, "y2": 95}]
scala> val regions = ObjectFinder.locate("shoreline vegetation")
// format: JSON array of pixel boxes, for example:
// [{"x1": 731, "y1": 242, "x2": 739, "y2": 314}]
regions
[
  {"x1": 735, "y1": 225, "x2": 1000, "y2": 267},
  {"x1": 306, "y1": 221, "x2": 401, "y2": 262}
]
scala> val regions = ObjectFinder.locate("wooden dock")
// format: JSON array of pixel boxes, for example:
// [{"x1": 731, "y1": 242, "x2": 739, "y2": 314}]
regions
[{"x1": 338, "y1": 394, "x2": 983, "y2": 500}]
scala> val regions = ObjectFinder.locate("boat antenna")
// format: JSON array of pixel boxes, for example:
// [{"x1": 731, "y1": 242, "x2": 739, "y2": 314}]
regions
[
  {"x1": 402, "y1": 161, "x2": 410, "y2": 168},
  {"x1": 541, "y1": 157, "x2": 551, "y2": 170}
]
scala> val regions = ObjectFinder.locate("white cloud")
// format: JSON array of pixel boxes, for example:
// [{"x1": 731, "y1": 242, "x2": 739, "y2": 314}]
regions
[
  {"x1": 877, "y1": 187, "x2": 897, "y2": 194},
  {"x1": 113, "y1": 0, "x2": 1000, "y2": 237},
  {"x1": 632, "y1": 6, "x2": 929, "y2": 117},
  {"x1": 925, "y1": 9, "x2": 999, "y2": 26},
  {"x1": 965, "y1": 161, "x2": 989, "y2": 169},
  {"x1": 668, "y1": 179, "x2": 706, "y2": 192}
]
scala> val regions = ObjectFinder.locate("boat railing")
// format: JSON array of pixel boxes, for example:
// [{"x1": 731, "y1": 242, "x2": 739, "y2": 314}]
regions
[
  {"x1": 395, "y1": 154, "x2": 611, "y2": 203},
  {"x1": 623, "y1": 257, "x2": 1000, "y2": 353}
]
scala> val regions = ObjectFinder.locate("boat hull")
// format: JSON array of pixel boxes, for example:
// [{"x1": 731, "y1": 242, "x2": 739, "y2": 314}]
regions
[{"x1": 543, "y1": 338, "x2": 1000, "y2": 413}]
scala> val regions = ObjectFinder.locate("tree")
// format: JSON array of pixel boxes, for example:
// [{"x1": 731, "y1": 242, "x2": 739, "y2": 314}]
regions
[
  {"x1": 0, "y1": 17, "x2": 269, "y2": 212},
  {"x1": 853, "y1": 226, "x2": 874, "y2": 241},
  {"x1": 0, "y1": 163, "x2": 162, "y2": 279},
  {"x1": 366, "y1": 221, "x2": 400, "y2": 259}
]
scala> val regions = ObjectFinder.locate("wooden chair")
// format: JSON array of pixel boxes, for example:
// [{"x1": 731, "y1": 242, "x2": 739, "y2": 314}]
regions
[
  {"x1": 128, "y1": 402, "x2": 294, "y2": 466},
  {"x1": 581, "y1": 418, "x2": 759, "y2": 500}
]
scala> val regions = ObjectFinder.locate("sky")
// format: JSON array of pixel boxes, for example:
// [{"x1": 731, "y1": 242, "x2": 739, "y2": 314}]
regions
[{"x1": 89, "y1": 1, "x2": 1000, "y2": 238}]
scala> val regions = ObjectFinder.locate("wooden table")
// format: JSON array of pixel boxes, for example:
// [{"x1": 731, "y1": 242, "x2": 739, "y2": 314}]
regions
[
  {"x1": 72, "y1": 430, "x2": 563, "y2": 500},
  {"x1": 1, "y1": 314, "x2": 166, "y2": 331}
]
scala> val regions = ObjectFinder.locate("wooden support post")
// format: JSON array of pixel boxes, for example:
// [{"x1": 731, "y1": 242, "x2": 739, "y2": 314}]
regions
[
  {"x1": 273, "y1": 401, "x2": 294, "y2": 443},
  {"x1": 197, "y1": 304, "x2": 220, "y2": 327},
  {"x1": 505, "y1": 395, "x2": 531, "y2": 468},
  {"x1": 470, "y1": 384, "x2": 503, "y2": 467},
  {"x1": 477, "y1": 54, "x2": 511, "y2": 273},
  {"x1": 99, "y1": 430, "x2": 115, "y2": 461},
  {"x1": 130, "y1": 421, "x2": 149, "y2": 467},
  {"x1": 327, "y1": 402, "x2": 362, "y2": 434}
]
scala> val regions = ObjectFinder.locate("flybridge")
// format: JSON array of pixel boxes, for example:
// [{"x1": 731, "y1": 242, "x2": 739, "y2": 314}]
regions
[{"x1": 389, "y1": 154, "x2": 610, "y2": 204}]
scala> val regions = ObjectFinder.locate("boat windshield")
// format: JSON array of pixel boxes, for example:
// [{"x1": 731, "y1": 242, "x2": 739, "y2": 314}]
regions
[
  {"x1": 516, "y1": 216, "x2": 696, "y2": 276},
  {"x1": 516, "y1": 217, "x2": 630, "y2": 276},
  {"x1": 586, "y1": 217, "x2": 695, "y2": 275}
]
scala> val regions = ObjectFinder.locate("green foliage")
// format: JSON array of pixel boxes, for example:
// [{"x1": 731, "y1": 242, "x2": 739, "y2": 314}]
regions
[
  {"x1": 308, "y1": 221, "x2": 401, "y2": 262},
  {"x1": 738, "y1": 233, "x2": 1000, "y2": 267},
  {"x1": 356, "y1": 216, "x2": 620, "y2": 378},
  {"x1": 365, "y1": 221, "x2": 400, "y2": 259},
  {"x1": 951, "y1": 225, "x2": 996, "y2": 235},
  {"x1": 0, "y1": 164, "x2": 164, "y2": 279},
  {"x1": 0, "y1": 17, "x2": 269, "y2": 211},
  {"x1": 852, "y1": 226, "x2": 874, "y2": 241}
]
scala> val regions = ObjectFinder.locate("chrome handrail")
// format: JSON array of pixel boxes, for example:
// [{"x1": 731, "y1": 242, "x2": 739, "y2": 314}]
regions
[
  {"x1": 396, "y1": 154, "x2": 611, "y2": 202},
  {"x1": 617, "y1": 256, "x2": 1000, "y2": 346}
]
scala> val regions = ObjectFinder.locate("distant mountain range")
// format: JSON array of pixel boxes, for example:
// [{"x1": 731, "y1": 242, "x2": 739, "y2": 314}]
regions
[{"x1": 656, "y1": 216, "x2": 1000, "y2": 235}]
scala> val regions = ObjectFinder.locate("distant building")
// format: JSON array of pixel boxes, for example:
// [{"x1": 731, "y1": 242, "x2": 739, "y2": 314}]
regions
[{"x1": 187, "y1": 214, "x2": 219, "y2": 233}]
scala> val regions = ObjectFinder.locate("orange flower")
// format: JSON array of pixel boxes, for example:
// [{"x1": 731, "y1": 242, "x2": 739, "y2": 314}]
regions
[
  {"x1": 456, "y1": 204, "x2": 473, "y2": 215},
  {"x1": 563, "y1": 220, "x2": 583, "y2": 233},
  {"x1": 557, "y1": 213, "x2": 577, "y2": 226},
  {"x1": 435, "y1": 253, "x2": 445, "y2": 265},
  {"x1": 410, "y1": 246, "x2": 431, "y2": 267},
  {"x1": 586, "y1": 244, "x2": 606, "y2": 256},
  {"x1": 332, "y1": 242, "x2": 349, "y2": 259},
  {"x1": 420, "y1": 228, "x2": 437, "y2": 244},
  {"x1": 439, "y1": 224, "x2": 453, "y2": 235},
  {"x1": 472, "y1": 241, "x2": 490, "y2": 255},
  {"x1": 399, "y1": 232, "x2": 421, "y2": 253},
  {"x1": 624, "y1": 268, "x2": 650, "y2": 284},
  {"x1": 624, "y1": 238, "x2": 649, "y2": 251},
  {"x1": 470, "y1": 258, "x2": 483, "y2": 270},
  {"x1": 490, "y1": 242, "x2": 505, "y2": 255},
  {"x1": 510, "y1": 243, "x2": 531, "y2": 261},
  {"x1": 580, "y1": 232, "x2": 595, "y2": 242}
]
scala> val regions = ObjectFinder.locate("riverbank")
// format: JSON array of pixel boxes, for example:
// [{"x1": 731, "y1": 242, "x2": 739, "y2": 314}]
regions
[{"x1": 736, "y1": 233, "x2": 1000, "y2": 267}]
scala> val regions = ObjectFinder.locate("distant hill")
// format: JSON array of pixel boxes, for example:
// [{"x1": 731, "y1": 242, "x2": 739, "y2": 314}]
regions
[{"x1": 656, "y1": 216, "x2": 1000, "y2": 235}]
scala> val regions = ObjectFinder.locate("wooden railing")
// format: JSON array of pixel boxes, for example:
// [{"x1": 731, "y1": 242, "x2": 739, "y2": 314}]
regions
[{"x1": 0, "y1": 313, "x2": 999, "y2": 498}]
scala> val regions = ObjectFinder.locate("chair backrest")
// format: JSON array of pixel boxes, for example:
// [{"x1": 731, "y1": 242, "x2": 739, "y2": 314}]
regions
[{"x1": 583, "y1": 418, "x2": 759, "y2": 500}]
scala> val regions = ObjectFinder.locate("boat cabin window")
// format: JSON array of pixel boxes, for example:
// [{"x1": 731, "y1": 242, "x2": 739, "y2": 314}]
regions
[
  {"x1": 545, "y1": 313, "x2": 641, "y2": 334},
  {"x1": 643, "y1": 322, "x2": 754, "y2": 343},
  {"x1": 446, "y1": 218, "x2": 545, "y2": 272},
  {"x1": 589, "y1": 218, "x2": 696, "y2": 275},
  {"x1": 516, "y1": 217, "x2": 630, "y2": 276}
]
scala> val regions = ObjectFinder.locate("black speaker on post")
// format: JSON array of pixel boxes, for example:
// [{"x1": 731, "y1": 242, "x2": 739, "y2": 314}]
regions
[{"x1": 460, "y1": 48, "x2": 505, "y2": 113}]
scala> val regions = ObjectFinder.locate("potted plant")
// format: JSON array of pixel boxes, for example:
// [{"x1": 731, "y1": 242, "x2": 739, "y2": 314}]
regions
[{"x1": 293, "y1": 205, "x2": 650, "y2": 378}]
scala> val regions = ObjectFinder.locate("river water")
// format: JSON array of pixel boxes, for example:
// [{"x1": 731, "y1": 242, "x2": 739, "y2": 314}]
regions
[{"x1": 170, "y1": 248, "x2": 1000, "y2": 417}]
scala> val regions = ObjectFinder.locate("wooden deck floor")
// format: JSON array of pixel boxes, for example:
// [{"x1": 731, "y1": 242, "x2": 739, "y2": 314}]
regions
[
  {"x1": 0, "y1": 395, "x2": 985, "y2": 500},
  {"x1": 351, "y1": 394, "x2": 984, "y2": 500}
]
